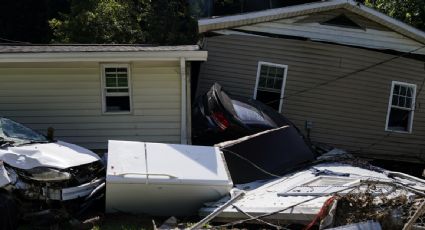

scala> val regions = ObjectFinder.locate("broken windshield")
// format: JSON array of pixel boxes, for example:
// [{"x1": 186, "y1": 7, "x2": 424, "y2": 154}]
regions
[{"x1": 0, "y1": 118, "x2": 48, "y2": 145}]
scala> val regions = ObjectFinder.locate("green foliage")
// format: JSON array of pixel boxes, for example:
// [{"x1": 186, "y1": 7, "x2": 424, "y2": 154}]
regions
[
  {"x1": 49, "y1": 0, "x2": 144, "y2": 43},
  {"x1": 365, "y1": 0, "x2": 425, "y2": 31},
  {"x1": 49, "y1": 0, "x2": 198, "y2": 45}
]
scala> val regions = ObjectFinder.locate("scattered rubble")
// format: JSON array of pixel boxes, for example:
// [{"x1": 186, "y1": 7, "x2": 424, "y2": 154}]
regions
[
  {"x1": 2, "y1": 115, "x2": 424, "y2": 230},
  {"x1": 199, "y1": 150, "x2": 425, "y2": 229}
]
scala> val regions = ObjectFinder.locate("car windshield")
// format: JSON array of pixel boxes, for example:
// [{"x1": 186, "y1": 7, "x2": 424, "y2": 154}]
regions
[
  {"x1": 0, "y1": 118, "x2": 48, "y2": 144},
  {"x1": 232, "y1": 100, "x2": 273, "y2": 125}
]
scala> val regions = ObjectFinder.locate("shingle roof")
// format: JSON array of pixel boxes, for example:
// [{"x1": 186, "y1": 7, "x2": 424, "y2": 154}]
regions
[{"x1": 0, "y1": 44, "x2": 200, "y2": 53}]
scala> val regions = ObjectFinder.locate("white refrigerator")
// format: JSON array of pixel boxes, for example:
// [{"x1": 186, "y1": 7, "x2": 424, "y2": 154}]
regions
[{"x1": 105, "y1": 140, "x2": 233, "y2": 216}]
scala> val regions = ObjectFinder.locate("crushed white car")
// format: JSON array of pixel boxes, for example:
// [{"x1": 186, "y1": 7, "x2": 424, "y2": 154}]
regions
[{"x1": 0, "y1": 117, "x2": 105, "y2": 227}]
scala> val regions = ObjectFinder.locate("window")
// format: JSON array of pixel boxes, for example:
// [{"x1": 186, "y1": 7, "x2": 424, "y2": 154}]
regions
[
  {"x1": 101, "y1": 64, "x2": 132, "y2": 113},
  {"x1": 254, "y1": 61, "x2": 288, "y2": 112},
  {"x1": 385, "y1": 81, "x2": 416, "y2": 133}
]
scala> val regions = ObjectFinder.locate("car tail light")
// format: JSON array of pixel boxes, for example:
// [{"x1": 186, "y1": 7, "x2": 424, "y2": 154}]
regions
[{"x1": 211, "y1": 112, "x2": 230, "y2": 131}]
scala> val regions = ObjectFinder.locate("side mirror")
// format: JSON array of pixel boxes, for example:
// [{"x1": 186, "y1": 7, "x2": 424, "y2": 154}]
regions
[{"x1": 47, "y1": 127, "x2": 55, "y2": 141}]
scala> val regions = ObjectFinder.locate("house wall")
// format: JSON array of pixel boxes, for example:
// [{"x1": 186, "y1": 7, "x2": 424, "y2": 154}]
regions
[
  {"x1": 197, "y1": 34, "x2": 425, "y2": 162},
  {"x1": 0, "y1": 61, "x2": 182, "y2": 150}
]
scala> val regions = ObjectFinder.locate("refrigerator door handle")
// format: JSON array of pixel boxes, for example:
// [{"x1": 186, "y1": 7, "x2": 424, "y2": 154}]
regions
[
  {"x1": 118, "y1": 173, "x2": 178, "y2": 179},
  {"x1": 148, "y1": 174, "x2": 179, "y2": 180}
]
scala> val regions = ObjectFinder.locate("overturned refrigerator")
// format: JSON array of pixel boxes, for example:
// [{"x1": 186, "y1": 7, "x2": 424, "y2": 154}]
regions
[{"x1": 105, "y1": 140, "x2": 233, "y2": 216}]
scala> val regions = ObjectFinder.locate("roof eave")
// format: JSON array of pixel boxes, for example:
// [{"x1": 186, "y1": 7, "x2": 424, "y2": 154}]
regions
[
  {"x1": 198, "y1": 0, "x2": 349, "y2": 33},
  {"x1": 198, "y1": 0, "x2": 425, "y2": 46},
  {"x1": 347, "y1": 3, "x2": 425, "y2": 45},
  {"x1": 0, "y1": 50, "x2": 208, "y2": 63}
]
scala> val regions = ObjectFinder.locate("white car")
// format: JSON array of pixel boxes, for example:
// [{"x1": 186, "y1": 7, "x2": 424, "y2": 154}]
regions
[{"x1": 0, "y1": 117, "x2": 105, "y2": 228}]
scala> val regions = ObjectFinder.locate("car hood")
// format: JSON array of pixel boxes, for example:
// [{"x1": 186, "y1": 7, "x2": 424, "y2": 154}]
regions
[{"x1": 0, "y1": 141, "x2": 100, "y2": 170}]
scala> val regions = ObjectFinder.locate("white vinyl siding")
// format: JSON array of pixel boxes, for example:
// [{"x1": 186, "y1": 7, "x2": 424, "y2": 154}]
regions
[
  {"x1": 254, "y1": 61, "x2": 288, "y2": 112},
  {"x1": 0, "y1": 61, "x2": 182, "y2": 149},
  {"x1": 101, "y1": 64, "x2": 132, "y2": 114},
  {"x1": 385, "y1": 81, "x2": 416, "y2": 133}
]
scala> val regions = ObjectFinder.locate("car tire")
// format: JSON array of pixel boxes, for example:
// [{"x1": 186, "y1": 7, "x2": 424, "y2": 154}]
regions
[{"x1": 0, "y1": 192, "x2": 19, "y2": 230}]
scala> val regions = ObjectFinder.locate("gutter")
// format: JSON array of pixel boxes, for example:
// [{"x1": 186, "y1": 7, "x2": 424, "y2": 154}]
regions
[
  {"x1": 180, "y1": 58, "x2": 188, "y2": 144},
  {"x1": 0, "y1": 51, "x2": 208, "y2": 63}
]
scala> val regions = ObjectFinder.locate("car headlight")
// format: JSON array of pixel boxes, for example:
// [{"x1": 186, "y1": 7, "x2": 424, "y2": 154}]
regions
[{"x1": 25, "y1": 167, "x2": 71, "y2": 182}]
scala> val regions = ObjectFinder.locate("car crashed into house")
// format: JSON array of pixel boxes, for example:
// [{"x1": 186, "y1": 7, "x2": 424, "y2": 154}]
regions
[
  {"x1": 0, "y1": 117, "x2": 105, "y2": 228},
  {"x1": 2, "y1": 80, "x2": 425, "y2": 229}
]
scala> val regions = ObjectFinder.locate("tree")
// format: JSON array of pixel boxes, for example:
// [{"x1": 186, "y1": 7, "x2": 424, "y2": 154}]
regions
[
  {"x1": 144, "y1": 0, "x2": 198, "y2": 45},
  {"x1": 49, "y1": 0, "x2": 198, "y2": 45},
  {"x1": 49, "y1": 0, "x2": 145, "y2": 43},
  {"x1": 365, "y1": 0, "x2": 425, "y2": 31}
]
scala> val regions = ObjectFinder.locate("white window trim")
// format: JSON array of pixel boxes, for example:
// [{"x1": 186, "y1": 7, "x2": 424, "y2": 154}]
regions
[
  {"x1": 100, "y1": 63, "x2": 133, "y2": 115},
  {"x1": 253, "y1": 61, "x2": 288, "y2": 112},
  {"x1": 385, "y1": 81, "x2": 416, "y2": 134}
]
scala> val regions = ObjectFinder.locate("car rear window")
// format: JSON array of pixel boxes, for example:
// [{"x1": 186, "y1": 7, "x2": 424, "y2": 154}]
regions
[{"x1": 232, "y1": 100, "x2": 272, "y2": 125}]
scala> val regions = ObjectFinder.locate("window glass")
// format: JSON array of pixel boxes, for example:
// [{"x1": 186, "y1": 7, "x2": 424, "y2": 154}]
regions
[
  {"x1": 105, "y1": 96, "x2": 130, "y2": 112},
  {"x1": 232, "y1": 100, "x2": 265, "y2": 123},
  {"x1": 393, "y1": 85, "x2": 400, "y2": 94},
  {"x1": 387, "y1": 82, "x2": 416, "y2": 133},
  {"x1": 257, "y1": 64, "x2": 286, "y2": 94},
  {"x1": 407, "y1": 88, "x2": 413, "y2": 97},
  {"x1": 256, "y1": 63, "x2": 287, "y2": 111},
  {"x1": 399, "y1": 97, "x2": 406, "y2": 107},
  {"x1": 256, "y1": 90, "x2": 281, "y2": 111},
  {"x1": 388, "y1": 108, "x2": 409, "y2": 132},
  {"x1": 400, "y1": 86, "x2": 407, "y2": 96},
  {"x1": 103, "y1": 65, "x2": 131, "y2": 113}
]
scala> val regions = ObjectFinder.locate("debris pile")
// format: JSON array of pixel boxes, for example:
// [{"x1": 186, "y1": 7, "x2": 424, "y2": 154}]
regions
[
  {"x1": 198, "y1": 149, "x2": 425, "y2": 230},
  {"x1": 405, "y1": 198, "x2": 425, "y2": 229},
  {"x1": 332, "y1": 183, "x2": 410, "y2": 229}
]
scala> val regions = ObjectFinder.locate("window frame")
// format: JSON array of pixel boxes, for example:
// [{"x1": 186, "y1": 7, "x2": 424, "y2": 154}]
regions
[
  {"x1": 253, "y1": 61, "x2": 288, "y2": 112},
  {"x1": 100, "y1": 63, "x2": 133, "y2": 114},
  {"x1": 385, "y1": 81, "x2": 416, "y2": 134}
]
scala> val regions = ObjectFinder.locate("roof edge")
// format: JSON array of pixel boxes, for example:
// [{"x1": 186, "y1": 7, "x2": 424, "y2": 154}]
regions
[
  {"x1": 0, "y1": 50, "x2": 208, "y2": 62},
  {"x1": 198, "y1": 0, "x2": 425, "y2": 45},
  {"x1": 198, "y1": 0, "x2": 349, "y2": 33}
]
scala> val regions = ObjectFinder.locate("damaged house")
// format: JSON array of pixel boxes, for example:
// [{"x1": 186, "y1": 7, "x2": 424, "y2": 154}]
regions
[
  {"x1": 196, "y1": 0, "x2": 425, "y2": 163},
  {"x1": 0, "y1": 45, "x2": 207, "y2": 150}
]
